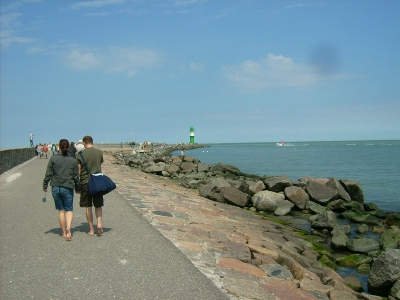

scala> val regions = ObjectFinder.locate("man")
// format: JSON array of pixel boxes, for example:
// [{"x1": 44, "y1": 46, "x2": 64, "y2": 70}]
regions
[
  {"x1": 75, "y1": 140, "x2": 85, "y2": 152},
  {"x1": 30, "y1": 133, "x2": 34, "y2": 147},
  {"x1": 76, "y1": 136, "x2": 104, "y2": 236}
]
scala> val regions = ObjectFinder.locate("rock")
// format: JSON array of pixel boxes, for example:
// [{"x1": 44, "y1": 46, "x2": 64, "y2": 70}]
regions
[
  {"x1": 389, "y1": 280, "x2": 400, "y2": 300},
  {"x1": 309, "y1": 201, "x2": 326, "y2": 214},
  {"x1": 341, "y1": 211, "x2": 381, "y2": 225},
  {"x1": 299, "y1": 278, "x2": 334, "y2": 295},
  {"x1": 251, "y1": 190, "x2": 285, "y2": 212},
  {"x1": 336, "y1": 254, "x2": 372, "y2": 268},
  {"x1": 310, "y1": 211, "x2": 338, "y2": 230},
  {"x1": 198, "y1": 178, "x2": 230, "y2": 203},
  {"x1": 284, "y1": 186, "x2": 310, "y2": 209},
  {"x1": 326, "y1": 199, "x2": 347, "y2": 213},
  {"x1": 210, "y1": 162, "x2": 241, "y2": 176},
  {"x1": 259, "y1": 264, "x2": 294, "y2": 280},
  {"x1": 332, "y1": 225, "x2": 351, "y2": 234},
  {"x1": 166, "y1": 164, "x2": 180, "y2": 175},
  {"x1": 346, "y1": 237, "x2": 380, "y2": 253},
  {"x1": 368, "y1": 249, "x2": 400, "y2": 296},
  {"x1": 263, "y1": 175, "x2": 292, "y2": 192},
  {"x1": 223, "y1": 186, "x2": 250, "y2": 208},
  {"x1": 274, "y1": 200, "x2": 295, "y2": 216},
  {"x1": 329, "y1": 290, "x2": 358, "y2": 300},
  {"x1": 245, "y1": 180, "x2": 265, "y2": 196},
  {"x1": 142, "y1": 162, "x2": 165, "y2": 174},
  {"x1": 380, "y1": 227, "x2": 400, "y2": 250},
  {"x1": 180, "y1": 161, "x2": 196, "y2": 174},
  {"x1": 182, "y1": 155, "x2": 193, "y2": 162},
  {"x1": 306, "y1": 181, "x2": 339, "y2": 205},
  {"x1": 357, "y1": 263, "x2": 371, "y2": 274},
  {"x1": 385, "y1": 213, "x2": 400, "y2": 226},
  {"x1": 326, "y1": 177, "x2": 351, "y2": 202},
  {"x1": 197, "y1": 163, "x2": 210, "y2": 173},
  {"x1": 340, "y1": 179, "x2": 364, "y2": 203},
  {"x1": 331, "y1": 230, "x2": 349, "y2": 250},
  {"x1": 364, "y1": 202, "x2": 379, "y2": 211},
  {"x1": 344, "y1": 273, "x2": 363, "y2": 292},
  {"x1": 356, "y1": 224, "x2": 369, "y2": 234},
  {"x1": 318, "y1": 255, "x2": 337, "y2": 270}
]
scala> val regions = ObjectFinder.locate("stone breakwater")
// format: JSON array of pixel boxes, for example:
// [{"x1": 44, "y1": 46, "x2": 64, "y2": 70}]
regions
[{"x1": 112, "y1": 145, "x2": 400, "y2": 299}]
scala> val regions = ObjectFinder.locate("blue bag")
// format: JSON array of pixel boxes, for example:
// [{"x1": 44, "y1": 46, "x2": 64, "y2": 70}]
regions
[{"x1": 79, "y1": 152, "x2": 116, "y2": 196}]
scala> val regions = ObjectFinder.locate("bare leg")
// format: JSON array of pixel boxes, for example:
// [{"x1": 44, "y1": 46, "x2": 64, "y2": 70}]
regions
[
  {"x1": 65, "y1": 211, "x2": 73, "y2": 241},
  {"x1": 59, "y1": 210, "x2": 67, "y2": 238},
  {"x1": 86, "y1": 207, "x2": 94, "y2": 236},
  {"x1": 95, "y1": 207, "x2": 103, "y2": 234}
]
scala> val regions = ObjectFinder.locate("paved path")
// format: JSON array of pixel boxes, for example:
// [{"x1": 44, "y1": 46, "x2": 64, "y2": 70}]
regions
[{"x1": 0, "y1": 155, "x2": 229, "y2": 300}]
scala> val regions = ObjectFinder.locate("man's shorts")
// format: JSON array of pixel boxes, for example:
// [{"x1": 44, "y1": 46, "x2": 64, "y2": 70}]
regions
[
  {"x1": 52, "y1": 186, "x2": 74, "y2": 211},
  {"x1": 80, "y1": 184, "x2": 104, "y2": 208}
]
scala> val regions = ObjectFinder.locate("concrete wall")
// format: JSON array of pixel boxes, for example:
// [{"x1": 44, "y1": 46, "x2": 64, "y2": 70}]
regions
[{"x1": 0, "y1": 148, "x2": 36, "y2": 175}]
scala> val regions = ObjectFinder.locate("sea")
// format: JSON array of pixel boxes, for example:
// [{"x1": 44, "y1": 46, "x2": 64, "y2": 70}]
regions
[{"x1": 176, "y1": 140, "x2": 399, "y2": 213}]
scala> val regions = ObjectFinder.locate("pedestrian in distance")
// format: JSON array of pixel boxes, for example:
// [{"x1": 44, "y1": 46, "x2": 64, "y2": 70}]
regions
[
  {"x1": 68, "y1": 141, "x2": 77, "y2": 158},
  {"x1": 43, "y1": 139, "x2": 81, "y2": 241},
  {"x1": 76, "y1": 135, "x2": 105, "y2": 236},
  {"x1": 42, "y1": 143, "x2": 49, "y2": 159},
  {"x1": 30, "y1": 133, "x2": 34, "y2": 147}
]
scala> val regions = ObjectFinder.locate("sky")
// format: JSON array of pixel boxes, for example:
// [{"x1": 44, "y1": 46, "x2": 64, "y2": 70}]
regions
[{"x1": 1, "y1": 0, "x2": 399, "y2": 148}]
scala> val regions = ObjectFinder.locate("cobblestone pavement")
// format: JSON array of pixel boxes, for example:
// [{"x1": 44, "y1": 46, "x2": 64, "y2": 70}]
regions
[{"x1": 103, "y1": 155, "x2": 328, "y2": 300}]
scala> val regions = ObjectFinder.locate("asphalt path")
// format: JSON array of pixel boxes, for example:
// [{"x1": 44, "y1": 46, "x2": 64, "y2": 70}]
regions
[{"x1": 0, "y1": 155, "x2": 229, "y2": 300}]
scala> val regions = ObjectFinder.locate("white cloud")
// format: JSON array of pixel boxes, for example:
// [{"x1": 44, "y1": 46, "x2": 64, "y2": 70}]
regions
[
  {"x1": 70, "y1": 0, "x2": 128, "y2": 10},
  {"x1": 60, "y1": 46, "x2": 162, "y2": 75},
  {"x1": 223, "y1": 53, "x2": 318, "y2": 91},
  {"x1": 189, "y1": 62, "x2": 205, "y2": 71}
]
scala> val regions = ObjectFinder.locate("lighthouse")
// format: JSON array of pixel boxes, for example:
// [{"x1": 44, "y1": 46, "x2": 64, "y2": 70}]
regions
[{"x1": 189, "y1": 126, "x2": 195, "y2": 144}]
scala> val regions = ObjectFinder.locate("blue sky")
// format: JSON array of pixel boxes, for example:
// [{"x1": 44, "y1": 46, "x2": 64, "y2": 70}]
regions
[{"x1": 1, "y1": 0, "x2": 399, "y2": 148}]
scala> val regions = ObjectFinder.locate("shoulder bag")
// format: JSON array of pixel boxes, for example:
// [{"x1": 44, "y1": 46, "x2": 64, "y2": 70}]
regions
[{"x1": 78, "y1": 151, "x2": 116, "y2": 196}]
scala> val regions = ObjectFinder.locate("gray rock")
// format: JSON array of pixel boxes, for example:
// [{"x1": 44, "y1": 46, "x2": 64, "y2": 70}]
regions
[
  {"x1": 306, "y1": 181, "x2": 339, "y2": 205},
  {"x1": 368, "y1": 249, "x2": 400, "y2": 296},
  {"x1": 284, "y1": 186, "x2": 309, "y2": 209},
  {"x1": 310, "y1": 211, "x2": 338, "y2": 230},
  {"x1": 223, "y1": 186, "x2": 250, "y2": 208},
  {"x1": 258, "y1": 264, "x2": 294, "y2": 281},
  {"x1": 245, "y1": 180, "x2": 265, "y2": 196},
  {"x1": 263, "y1": 175, "x2": 292, "y2": 192},
  {"x1": 197, "y1": 163, "x2": 210, "y2": 173},
  {"x1": 309, "y1": 201, "x2": 326, "y2": 214},
  {"x1": 274, "y1": 200, "x2": 295, "y2": 216},
  {"x1": 251, "y1": 190, "x2": 285, "y2": 212},
  {"x1": 380, "y1": 227, "x2": 400, "y2": 250},
  {"x1": 326, "y1": 177, "x2": 351, "y2": 202},
  {"x1": 344, "y1": 273, "x2": 363, "y2": 292},
  {"x1": 180, "y1": 161, "x2": 196, "y2": 174},
  {"x1": 142, "y1": 162, "x2": 165, "y2": 173},
  {"x1": 198, "y1": 178, "x2": 230, "y2": 203},
  {"x1": 210, "y1": 162, "x2": 241, "y2": 175},
  {"x1": 340, "y1": 179, "x2": 364, "y2": 203},
  {"x1": 166, "y1": 164, "x2": 180, "y2": 175},
  {"x1": 389, "y1": 280, "x2": 400, "y2": 300},
  {"x1": 331, "y1": 230, "x2": 349, "y2": 250},
  {"x1": 346, "y1": 237, "x2": 380, "y2": 253},
  {"x1": 356, "y1": 224, "x2": 369, "y2": 234}
]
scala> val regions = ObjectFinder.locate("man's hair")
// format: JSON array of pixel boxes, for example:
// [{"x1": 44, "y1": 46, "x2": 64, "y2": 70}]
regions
[
  {"x1": 59, "y1": 139, "x2": 70, "y2": 155},
  {"x1": 82, "y1": 136, "x2": 93, "y2": 145}
]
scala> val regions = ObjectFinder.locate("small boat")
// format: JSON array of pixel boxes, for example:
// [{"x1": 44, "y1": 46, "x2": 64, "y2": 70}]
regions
[{"x1": 276, "y1": 141, "x2": 285, "y2": 146}]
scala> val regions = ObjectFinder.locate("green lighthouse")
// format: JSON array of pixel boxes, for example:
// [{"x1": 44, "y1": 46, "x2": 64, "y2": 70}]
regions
[{"x1": 189, "y1": 126, "x2": 195, "y2": 144}]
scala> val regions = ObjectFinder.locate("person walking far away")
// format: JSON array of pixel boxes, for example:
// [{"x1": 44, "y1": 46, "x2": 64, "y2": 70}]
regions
[
  {"x1": 75, "y1": 139, "x2": 85, "y2": 152},
  {"x1": 69, "y1": 142, "x2": 77, "y2": 158},
  {"x1": 76, "y1": 135, "x2": 104, "y2": 236},
  {"x1": 43, "y1": 139, "x2": 81, "y2": 241},
  {"x1": 42, "y1": 143, "x2": 49, "y2": 159},
  {"x1": 30, "y1": 133, "x2": 34, "y2": 147}
]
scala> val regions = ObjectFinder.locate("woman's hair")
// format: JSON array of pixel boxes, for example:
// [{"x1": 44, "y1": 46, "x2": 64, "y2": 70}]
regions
[{"x1": 59, "y1": 139, "x2": 70, "y2": 155}]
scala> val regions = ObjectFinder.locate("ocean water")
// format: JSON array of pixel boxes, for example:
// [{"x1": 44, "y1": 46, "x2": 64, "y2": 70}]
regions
[{"x1": 178, "y1": 140, "x2": 400, "y2": 212}]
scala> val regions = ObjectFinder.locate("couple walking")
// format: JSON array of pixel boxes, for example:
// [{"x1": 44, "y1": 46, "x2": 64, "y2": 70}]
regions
[{"x1": 43, "y1": 136, "x2": 105, "y2": 240}]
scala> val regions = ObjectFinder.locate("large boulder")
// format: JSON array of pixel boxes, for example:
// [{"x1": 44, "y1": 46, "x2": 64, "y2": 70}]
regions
[
  {"x1": 341, "y1": 211, "x2": 381, "y2": 225},
  {"x1": 244, "y1": 180, "x2": 265, "y2": 196},
  {"x1": 326, "y1": 177, "x2": 351, "y2": 202},
  {"x1": 284, "y1": 186, "x2": 309, "y2": 209},
  {"x1": 223, "y1": 186, "x2": 250, "y2": 208},
  {"x1": 310, "y1": 211, "x2": 338, "y2": 230},
  {"x1": 180, "y1": 161, "x2": 196, "y2": 174},
  {"x1": 197, "y1": 163, "x2": 210, "y2": 173},
  {"x1": 263, "y1": 176, "x2": 292, "y2": 192},
  {"x1": 340, "y1": 179, "x2": 364, "y2": 203},
  {"x1": 306, "y1": 181, "x2": 339, "y2": 205},
  {"x1": 199, "y1": 178, "x2": 230, "y2": 203},
  {"x1": 331, "y1": 230, "x2": 349, "y2": 250},
  {"x1": 142, "y1": 162, "x2": 165, "y2": 174},
  {"x1": 251, "y1": 190, "x2": 285, "y2": 212},
  {"x1": 368, "y1": 249, "x2": 400, "y2": 296},
  {"x1": 346, "y1": 237, "x2": 380, "y2": 253},
  {"x1": 274, "y1": 200, "x2": 295, "y2": 216},
  {"x1": 380, "y1": 227, "x2": 400, "y2": 250},
  {"x1": 389, "y1": 280, "x2": 400, "y2": 300},
  {"x1": 210, "y1": 162, "x2": 241, "y2": 175}
]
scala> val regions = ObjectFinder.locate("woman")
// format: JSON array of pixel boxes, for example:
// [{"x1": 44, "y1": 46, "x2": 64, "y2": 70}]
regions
[{"x1": 43, "y1": 139, "x2": 81, "y2": 241}]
